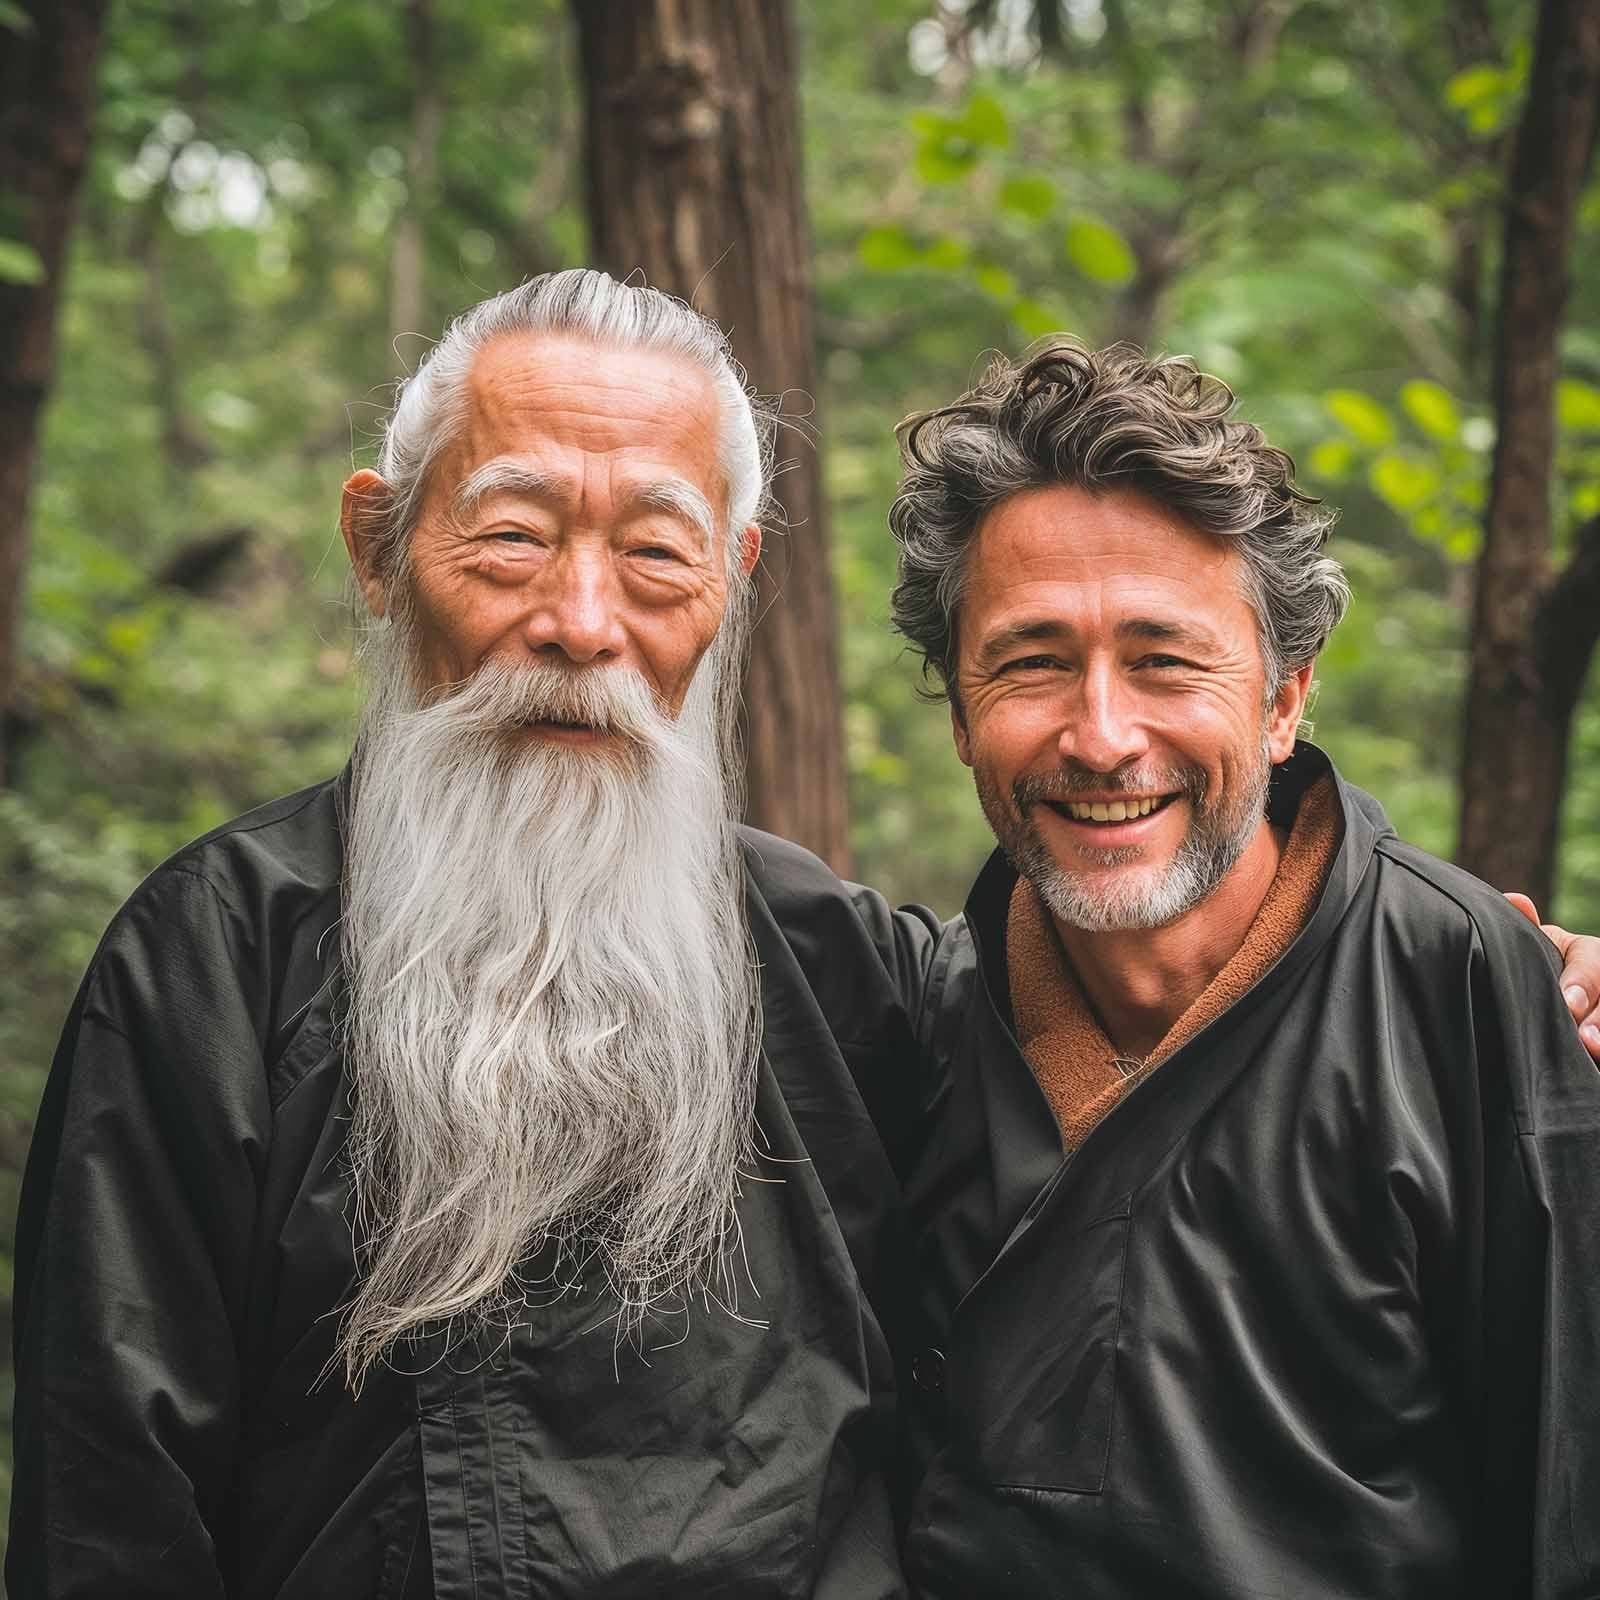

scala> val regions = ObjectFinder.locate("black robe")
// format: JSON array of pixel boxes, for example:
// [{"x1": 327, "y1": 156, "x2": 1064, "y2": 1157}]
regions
[
  {"x1": 893, "y1": 744, "x2": 1600, "y2": 1598},
  {"x1": 8, "y1": 776, "x2": 937, "y2": 1599}
]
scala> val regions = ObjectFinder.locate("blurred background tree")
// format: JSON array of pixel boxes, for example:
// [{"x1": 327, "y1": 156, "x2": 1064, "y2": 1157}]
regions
[{"x1": 2, "y1": 0, "x2": 1598, "y2": 1551}]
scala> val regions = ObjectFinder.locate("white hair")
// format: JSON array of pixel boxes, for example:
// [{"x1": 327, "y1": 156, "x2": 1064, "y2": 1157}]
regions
[
  {"x1": 336, "y1": 579, "x2": 761, "y2": 1388},
  {"x1": 366, "y1": 269, "x2": 771, "y2": 589}
]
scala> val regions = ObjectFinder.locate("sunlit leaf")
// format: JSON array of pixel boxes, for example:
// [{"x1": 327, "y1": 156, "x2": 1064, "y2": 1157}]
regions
[
  {"x1": 1010, "y1": 297, "x2": 1064, "y2": 340},
  {"x1": 998, "y1": 175, "x2": 1056, "y2": 221},
  {"x1": 1445, "y1": 64, "x2": 1504, "y2": 108},
  {"x1": 1326, "y1": 388, "x2": 1395, "y2": 446},
  {"x1": 915, "y1": 138, "x2": 977, "y2": 184},
  {"x1": 922, "y1": 235, "x2": 969, "y2": 272},
  {"x1": 961, "y1": 92, "x2": 1009, "y2": 148},
  {"x1": 1370, "y1": 452, "x2": 1441, "y2": 511},
  {"x1": 1063, "y1": 216, "x2": 1136, "y2": 285},
  {"x1": 1445, "y1": 525, "x2": 1483, "y2": 561},
  {"x1": 1309, "y1": 438, "x2": 1354, "y2": 479},
  {"x1": 974, "y1": 263, "x2": 1017, "y2": 300},
  {"x1": 1400, "y1": 379, "x2": 1460, "y2": 442},
  {"x1": 858, "y1": 224, "x2": 921, "y2": 273},
  {"x1": 0, "y1": 237, "x2": 45, "y2": 285},
  {"x1": 1557, "y1": 378, "x2": 1600, "y2": 432}
]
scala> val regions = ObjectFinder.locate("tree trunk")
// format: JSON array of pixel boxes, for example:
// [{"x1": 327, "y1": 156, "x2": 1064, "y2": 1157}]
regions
[
  {"x1": 572, "y1": 0, "x2": 851, "y2": 873},
  {"x1": 1456, "y1": 0, "x2": 1600, "y2": 907},
  {"x1": 390, "y1": 0, "x2": 440, "y2": 343},
  {"x1": 0, "y1": 0, "x2": 109, "y2": 787}
]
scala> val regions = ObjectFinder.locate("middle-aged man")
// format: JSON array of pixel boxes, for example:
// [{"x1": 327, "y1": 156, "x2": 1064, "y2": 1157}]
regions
[
  {"x1": 882, "y1": 342, "x2": 1600, "y2": 1598},
  {"x1": 9, "y1": 270, "x2": 932, "y2": 1598}
]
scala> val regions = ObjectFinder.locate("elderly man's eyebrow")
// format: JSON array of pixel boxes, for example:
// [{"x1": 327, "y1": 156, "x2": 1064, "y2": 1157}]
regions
[
  {"x1": 450, "y1": 459, "x2": 569, "y2": 522},
  {"x1": 618, "y1": 479, "x2": 717, "y2": 549}
]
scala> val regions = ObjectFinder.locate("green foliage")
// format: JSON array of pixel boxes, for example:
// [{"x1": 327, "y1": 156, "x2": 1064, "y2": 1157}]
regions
[
  {"x1": 1443, "y1": 41, "x2": 1530, "y2": 137},
  {"x1": 0, "y1": 236, "x2": 43, "y2": 283},
  {"x1": 1063, "y1": 215, "x2": 1136, "y2": 285},
  {"x1": 7, "y1": 0, "x2": 1600, "y2": 1549}
]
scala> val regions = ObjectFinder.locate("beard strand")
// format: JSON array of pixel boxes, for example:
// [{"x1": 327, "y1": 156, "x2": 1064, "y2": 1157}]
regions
[{"x1": 336, "y1": 604, "x2": 761, "y2": 1390}]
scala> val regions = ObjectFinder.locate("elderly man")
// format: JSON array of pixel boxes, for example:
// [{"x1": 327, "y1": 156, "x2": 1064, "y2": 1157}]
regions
[
  {"x1": 883, "y1": 342, "x2": 1600, "y2": 1597},
  {"x1": 9, "y1": 271, "x2": 925, "y2": 1597}
]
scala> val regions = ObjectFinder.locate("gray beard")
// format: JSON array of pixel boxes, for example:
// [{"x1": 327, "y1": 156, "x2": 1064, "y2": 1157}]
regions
[
  {"x1": 337, "y1": 605, "x2": 760, "y2": 1389},
  {"x1": 979, "y1": 734, "x2": 1272, "y2": 933}
]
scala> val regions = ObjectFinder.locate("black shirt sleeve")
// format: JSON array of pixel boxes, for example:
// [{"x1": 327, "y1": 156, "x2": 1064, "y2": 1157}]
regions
[
  {"x1": 1470, "y1": 908, "x2": 1600, "y2": 1598},
  {"x1": 10, "y1": 866, "x2": 273, "y2": 1598}
]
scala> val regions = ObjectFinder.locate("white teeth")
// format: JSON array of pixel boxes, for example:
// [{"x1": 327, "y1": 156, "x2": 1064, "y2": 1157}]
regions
[{"x1": 1064, "y1": 796, "x2": 1163, "y2": 822}]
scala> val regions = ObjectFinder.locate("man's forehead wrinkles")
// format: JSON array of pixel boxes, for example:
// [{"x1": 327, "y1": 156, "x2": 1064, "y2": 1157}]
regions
[{"x1": 445, "y1": 453, "x2": 717, "y2": 549}]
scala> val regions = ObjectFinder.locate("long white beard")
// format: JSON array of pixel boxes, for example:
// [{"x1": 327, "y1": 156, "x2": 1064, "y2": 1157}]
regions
[{"x1": 337, "y1": 612, "x2": 761, "y2": 1388}]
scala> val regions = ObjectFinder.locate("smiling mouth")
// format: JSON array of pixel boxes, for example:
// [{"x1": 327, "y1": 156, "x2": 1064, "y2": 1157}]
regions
[{"x1": 1045, "y1": 794, "x2": 1177, "y2": 825}]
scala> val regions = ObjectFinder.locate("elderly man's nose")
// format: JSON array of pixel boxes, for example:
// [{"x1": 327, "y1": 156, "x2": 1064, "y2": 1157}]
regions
[{"x1": 524, "y1": 556, "x2": 624, "y2": 663}]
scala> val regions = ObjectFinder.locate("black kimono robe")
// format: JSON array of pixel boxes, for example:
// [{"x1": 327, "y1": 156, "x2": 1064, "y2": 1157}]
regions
[
  {"x1": 9, "y1": 776, "x2": 936, "y2": 1599},
  {"x1": 892, "y1": 744, "x2": 1600, "y2": 1598}
]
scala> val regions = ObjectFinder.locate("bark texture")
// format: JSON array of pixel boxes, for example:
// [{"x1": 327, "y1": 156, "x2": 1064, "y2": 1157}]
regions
[
  {"x1": 390, "y1": 0, "x2": 441, "y2": 343},
  {"x1": 1457, "y1": 0, "x2": 1600, "y2": 906},
  {"x1": 0, "y1": 0, "x2": 109, "y2": 786},
  {"x1": 573, "y1": 0, "x2": 850, "y2": 872}
]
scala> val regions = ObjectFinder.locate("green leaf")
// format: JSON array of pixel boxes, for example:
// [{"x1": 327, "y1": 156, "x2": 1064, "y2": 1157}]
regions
[
  {"x1": 1444, "y1": 64, "x2": 1505, "y2": 110},
  {"x1": 915, "y1": 138, "x2": 977, "y2": 185},
  {"x1": 858, "y1": 225, "x2": 921, "y2": 273},
  {"x1": 974, "y1": 263, "x2": 1017, "y2": 300},
  {"x1": 1445, "y1": 525, "x2": 1482, "y2": 562},
  {"x1": 0, "y1": 237, "x2": 45, "y2": 285},
  {"x1": 1309, "y1": 438, "x2": 1354, "y2": 479},
  {"x1": 961, "y1": 92, "x2": 1009, "y2": 148},
  {"x1": 921, "y1": 235, "x2": 970, "y2": 272},
  {"x1": 1325, "y1": 388, "x2": 1395, "y2": 447},
  {"x1": 1400, "y1": 380, "x2": 1460, "y2": 443},
  {"x1": 1557, "y1": 378, "x2": 1600, "y2": 432},
  {"x1": 1063, "y1": 216, "x2": 1136, "y2": 286},
  {"x1": 1009, "y1": 297, "x2": 1063, "y2": 340},
  {"x1": 1570, "y1": 482, "x2": 1600, "y2": 520},
  {"x1": 998, "y1": 175, "x2": 1057, "y2": 222},
  {"x1": 1370, "y1": 452, "x2": 1441, "y2": 511},
  {"x1": 0, "y1": 0, "x2": 34, "y2": 34}
]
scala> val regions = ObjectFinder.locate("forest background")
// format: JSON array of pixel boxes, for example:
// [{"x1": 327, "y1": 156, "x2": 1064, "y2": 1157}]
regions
[{"x1": 2, "y1": 0, "x2": 1599, "y2": 1551}]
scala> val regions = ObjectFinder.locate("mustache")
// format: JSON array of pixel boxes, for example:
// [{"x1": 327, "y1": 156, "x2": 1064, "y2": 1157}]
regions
[
  {"x1": 415, "y1": 658, "x2": 667, "y2": 744},
  {"x1": 1013, "y1": 762, "x2": 1209, "y2": 808}
]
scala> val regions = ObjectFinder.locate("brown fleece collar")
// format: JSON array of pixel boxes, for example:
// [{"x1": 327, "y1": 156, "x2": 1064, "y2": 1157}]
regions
[{"x1": 1007, "y1": 773, "x2": 1342, "y2": 1154}]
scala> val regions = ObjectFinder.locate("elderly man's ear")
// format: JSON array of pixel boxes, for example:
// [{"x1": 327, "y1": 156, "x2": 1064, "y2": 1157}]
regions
[
  {"x1": 340, "y1": 469, "x2": 395, "y2": 617},
  {"x1": 738, "y1": 524, "x2": 762, "y2": 578}
]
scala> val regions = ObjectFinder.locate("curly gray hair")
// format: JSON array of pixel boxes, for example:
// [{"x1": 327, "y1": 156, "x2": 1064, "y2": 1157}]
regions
[{"x1": 888, "y1": 340, "x2": 1349, "y2": 699}]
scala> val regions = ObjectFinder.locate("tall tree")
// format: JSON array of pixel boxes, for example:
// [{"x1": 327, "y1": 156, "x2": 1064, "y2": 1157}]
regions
[
  {"x1": 391, "y1": 0, "x2": 441, "y2": 342},
  {"x1": 0, "y1": 0, "x2": 109, "y2": 787},
  {"x1": 572, "y1": 0, "x2": 851, "y2": 872},
  {"x1": 1456, "y1": 0, "x2": 1600, "y2": 906}
]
